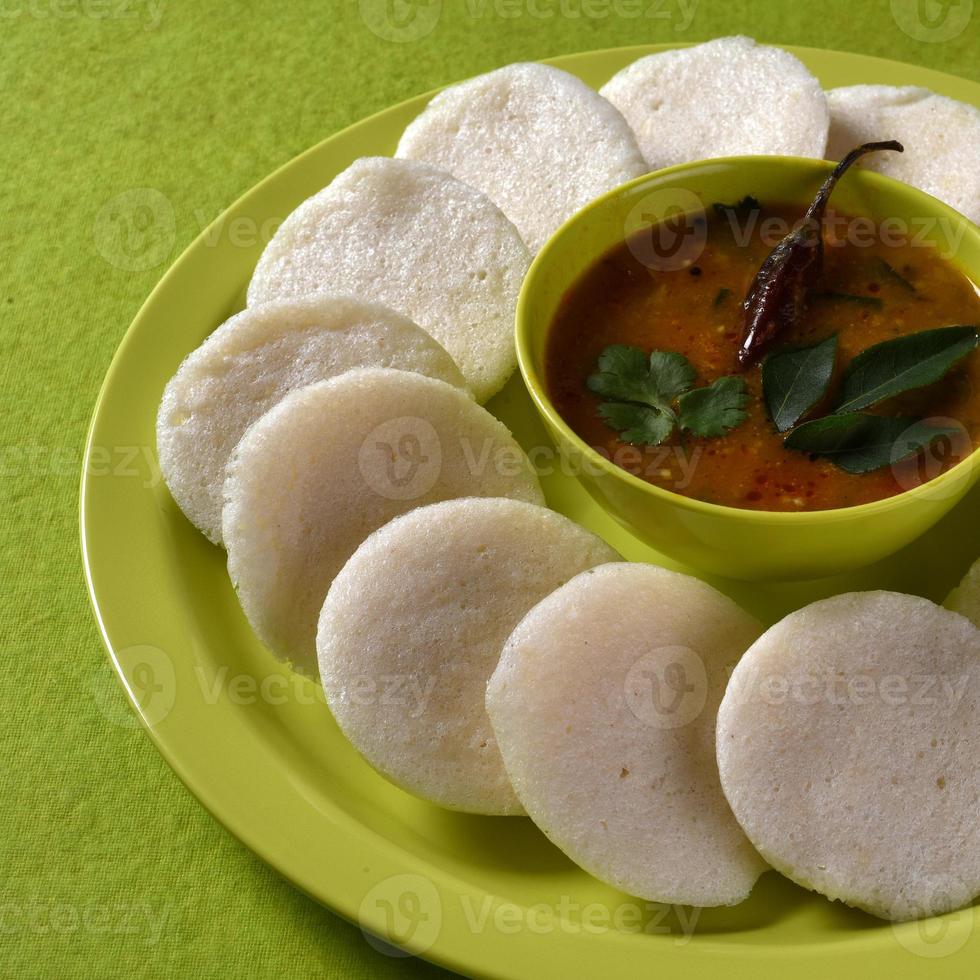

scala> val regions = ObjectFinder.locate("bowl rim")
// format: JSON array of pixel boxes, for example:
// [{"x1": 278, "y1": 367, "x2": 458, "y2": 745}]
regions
[{"x1": 516, "y1": 154, "x2": 980, "y2": 525}]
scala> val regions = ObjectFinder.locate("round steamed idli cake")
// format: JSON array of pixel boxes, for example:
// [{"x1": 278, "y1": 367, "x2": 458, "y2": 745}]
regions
[
  {"x1": 717, "y1": 591, "x2": 980, "y2": 922},
  {"x1": 826, "y1": 86, "x2": 980, "y2": 223},
  {"x1": 946, "y1": 558, "x2": 980, "y2": 628},
  {"x1": 318, "y1": 498, "x2": 618, "y2": 814},
  {"x1": 599, "y1": 36, "x2": 829, "y2": 170},
  {"x1": 395, "y1": 62, "x2": 648, "y2": 254},
  {"x1": 246, "y1": 157, "x2": 530, "y2": 403},
  {"x1": 157, "y1": 295, "x2": 467, "y2": 545},
  {"x1": 486, "y1": 562, "x2": 767, "y2": 905},
  {"x1": 223, "y1": 368, "x2": 543, "y2": 676}
]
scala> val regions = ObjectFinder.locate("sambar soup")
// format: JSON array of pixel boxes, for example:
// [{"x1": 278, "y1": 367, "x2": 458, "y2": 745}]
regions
[{"x1": 546, "y1": 198, "x2": 980, "y2": 512}]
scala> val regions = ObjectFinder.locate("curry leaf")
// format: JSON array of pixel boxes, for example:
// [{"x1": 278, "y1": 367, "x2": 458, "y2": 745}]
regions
[
  {"x1": 597, "y1": 402, "x2": 675, "y2": 446},
  {"x1": 763, "y1": 335, "x2": 838, "y2": 433},
  {"x1": 874, "y1": 258, "x2": 916, "y2": 293},
  {"x1": 677, "y1": 376, "x2": 748, "y2": 437},
  {"x1": 833, "y1": 325, "x2": 979, "y2": 415},
  {"x1": 712, "y1": 195, "x2": 761, "y2": 219},
  {"x1": 784, "y1": 413, "x2": 960, "y2": 474},
  {"x1": 815, "y1": 290, "x2": 883, "y2": 310}
]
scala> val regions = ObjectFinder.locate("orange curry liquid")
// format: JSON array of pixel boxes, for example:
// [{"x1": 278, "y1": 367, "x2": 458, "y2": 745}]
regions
[{"x1": 546, "y1": 206, "x2": 980, "y2": 511}]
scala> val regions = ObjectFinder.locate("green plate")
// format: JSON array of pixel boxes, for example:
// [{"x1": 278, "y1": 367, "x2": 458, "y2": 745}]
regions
[{"x1": 81, "y1": 45, "x2": 980, "y2": 979}]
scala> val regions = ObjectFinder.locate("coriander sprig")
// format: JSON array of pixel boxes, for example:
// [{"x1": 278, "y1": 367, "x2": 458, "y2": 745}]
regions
[{"x1": 587, "y1": 345, "x2": 748, "y2": 446}]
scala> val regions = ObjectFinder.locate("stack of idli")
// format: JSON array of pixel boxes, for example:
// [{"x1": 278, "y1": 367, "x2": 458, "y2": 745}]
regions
[
  {"x1": 395, "y1": 62, "x2": 647, "y2": 253},
  {"x1": 248, "y1": 156, "x2": 530, "y2": 403},
  {"x1": 318, "y1": 498, "x2": 618, "y2": 814},
  {"x1": 600, "y1": 36, "x2": 830, "y2": 169},
  {"x1": 826, "y1": 86, "x2": 980, "y2": 224},
  {"x1": 947, "y1": 557, "x2": 980, "y2": 627},
  {"x1": 223, "y1": 369, "x2": 543, "y2": 675},
  {"x1": 486, "y1": 563, "x2": 768, "y2": 906},
  {"x1": 157, "y1": 295, "x2": 467, "y2": 545},
  {"x1": 598, "y1": 38, "x2": 979, "y2": 222},
  {"x1": 717, "y1": 591, "x2": 980, "y2": 921}
]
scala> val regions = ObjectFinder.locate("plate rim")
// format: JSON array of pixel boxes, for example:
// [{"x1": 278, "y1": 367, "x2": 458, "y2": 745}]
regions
[{"x1": 81, "y1": 42, "x2": 980, "y2": 979}]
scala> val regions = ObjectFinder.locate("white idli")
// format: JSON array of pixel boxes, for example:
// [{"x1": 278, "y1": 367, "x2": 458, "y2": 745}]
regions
[
  {"x1": 486, "y1": 563, "x2": 767, "y2": 905},
  {"x1": 599, "y1": 36, "x2": 829, "y2": 170},
  {"x1": 826, "y1": 86, "x2": 980, "y2": 223},
  {"x1": 395, "y1": 62, "x2": 648, "y2": 253},
  {"x1": 318, "y1": 498, "x2": 618, "y2": 814},
  {"x1": 717, "y1": 591, "x2": 980, "y2": 922},
  {"x1": 247, "y1": 157, "x2": 530, "y2": 402},
  {"x1": 946, "y1": 558, "x2": 980, "y2": 628},
  {"x1": 157, "y1": 295, "x2": 467, "y2": 545},
  {"x1": 223, "y1": 368, "x2": 543, "y2": 675}
]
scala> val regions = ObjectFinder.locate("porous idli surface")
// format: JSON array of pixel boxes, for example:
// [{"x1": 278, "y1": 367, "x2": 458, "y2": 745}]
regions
[
  {"x1": 599, "y1": 36, "x2": 829, "y2": 170},
  {"x1": 395, "y1": 62, "x2": 648, "y2": 254},
  {"x1": 486, "y1": 562, "x2": 767, "y2": 905},
  {"x1": 826, "y1": 86, "x2": 980, "y2": 223},
  {"x1": 717, "y1": 591, "x2": 980, "y2": 922},
  {"x1": 318, "y1": 498, "x2": 618, "y2": 814},
  {"x1": 157, "y1": 295, "x2": 467, "y2": 545},
  {"x1": 246, "y1": 157, "x2": 530, "y2": 402},
  {"x1": 223, "y1": 369, "x2": 543, "y2": 675},
  {"x1": 946, "y1": 558, "x2": 980, "y2": 628}
]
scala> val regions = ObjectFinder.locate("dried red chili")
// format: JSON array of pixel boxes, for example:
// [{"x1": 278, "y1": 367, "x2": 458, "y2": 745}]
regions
[{"x1": 736, "y1": 140, "x2": 904, "y2": 369}]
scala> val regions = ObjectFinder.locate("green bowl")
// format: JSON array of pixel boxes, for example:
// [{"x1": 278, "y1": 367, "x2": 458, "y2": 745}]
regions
[{"x1": 516, "y1": 157, "x2": 980, "y2": 581}]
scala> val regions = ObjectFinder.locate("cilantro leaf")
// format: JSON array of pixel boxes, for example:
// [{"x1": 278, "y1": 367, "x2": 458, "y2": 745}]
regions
[
  {"x1": 587, "y1": 344, "x2": 748, "y2": 446},
  {"x1": 677, "y1": 376, "x2": 749, "y2": 437},
  {"x1": 647, "y1": 351, "x2": 698, "y2": 402},
  {"x1": 586, "y1": 345, "x2": 650, "y2": 401},
  {"x1": 597, "y1": 402, "x2": 675, "y2": 446},
  {"x1": 587, "y1": 345, "x2": 694, "y2": 410}
]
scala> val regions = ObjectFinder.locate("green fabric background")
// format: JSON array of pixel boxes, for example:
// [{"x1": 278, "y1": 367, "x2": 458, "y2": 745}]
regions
[{"x1": 1, "y1": 0, "x2": 977, "y2": 976}]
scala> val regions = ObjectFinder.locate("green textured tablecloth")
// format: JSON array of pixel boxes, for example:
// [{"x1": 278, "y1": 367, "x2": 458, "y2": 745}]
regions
[{"x1": 2, "y1": 1, "x2": 977, "y2": 976}]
